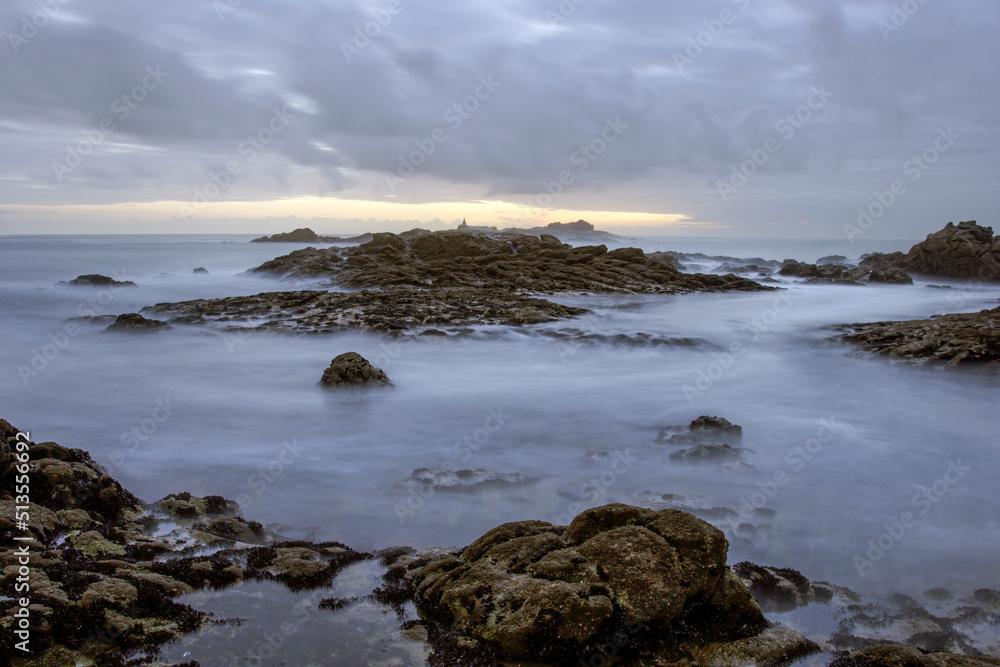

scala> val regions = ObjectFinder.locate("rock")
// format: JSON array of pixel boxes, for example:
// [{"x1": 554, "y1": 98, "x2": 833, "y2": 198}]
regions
[
  {"x1": 780, "y1": 260, "x2": 912, "y2": 285},
  {"x1": 104, "y1": 312, "x2": 172, "y2": 332},
  {"x1": 404, "y1": 504, "x2": 768, "y2": 662},
  {"x1": 193, "y1": 267, "x2": 209, "y2": 274},
  {"x1": 900, "y1": 221, "x2": 1000, "y2": 281},
  {"x1": 732, "y1": 562, "x2": 856, "y2": 611},
  {"x1": 59, "y1": 274, "x2": 136, "y2": 287},
  {"x1": 860, "y1": 251, "x2": 908, "y2": 270},
  {"x1": 669, "y1": 444, "x2": 745, "y2": 462},
  {"x1": 837, "y1": 306, "x2": 1000, "y2": 363},
  {"x1": 923, "y1": 587, "x2": 954, "y2": 602},
  {"x1": 250, "y1": 228, "x2": 770, "y2": 294},
  {"x1": 320, "y1": 352, "x2": 392, "y2": 388},
  {"x1": 251, "y1": 227, "x2": 372, "y2": 244},
  {"x1": 144, "y1": 287, "x2": 591, "y2": 334},
  {"x1": 406, "y1": 468, "x2": 530, "y2": 491},
  {"x1": 869, "y1": 268, "x2": 914, "y2": 284},
  {"x1": 80, "y1": 577, "x2": 138, "y2": 608},
  {"x1": 659, "y1": 416, "x2": 743, "y2": 445},
  {"x1": 690, "y1": 416, "x2": 743, "y2": 439},
  {"x1": 830, "y1": 644, "x2": 1000, "y2": 667},
  {"x1": 818, "y1": 255, "x2": 850, "y2": 265},
  {"x1": 683, "y1": 625, "x2": 819, "y2": 667}
]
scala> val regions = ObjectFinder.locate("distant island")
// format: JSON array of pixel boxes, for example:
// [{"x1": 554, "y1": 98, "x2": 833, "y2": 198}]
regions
[
  {"x1": 251, "y1": 228, "x2": 373, "y2": 244},
  {"x1": 251, "y1": 219, "x2": 622, "y2": 245}
]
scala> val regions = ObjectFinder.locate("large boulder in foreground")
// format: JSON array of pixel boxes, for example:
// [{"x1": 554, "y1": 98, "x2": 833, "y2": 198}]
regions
[
  {"x1": 391, "y1": 504, "x2": 794, "y2": 663},
  {"x1": 320, "y1": 352, "x2": 392, "y2": 388},
  {"x1": 901, "y1": 221, "x2": 1000, "y2": 281}
]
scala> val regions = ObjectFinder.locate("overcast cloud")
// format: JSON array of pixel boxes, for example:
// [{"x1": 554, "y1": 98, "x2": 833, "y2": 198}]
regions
[{"x1": 0, "y1": 0, "x2": 997, "y2": 237}]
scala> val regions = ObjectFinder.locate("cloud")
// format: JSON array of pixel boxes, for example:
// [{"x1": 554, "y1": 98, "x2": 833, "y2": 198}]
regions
[{"x1": 1, "y1": 0, "x2": 998, "y2": 236}]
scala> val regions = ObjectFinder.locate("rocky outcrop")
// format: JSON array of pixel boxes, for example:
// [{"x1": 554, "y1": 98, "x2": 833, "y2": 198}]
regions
[
  {"x1": 250, "y1": 227, "x2": 372, "y2": 244},
  {"x1": 250, "y1": 229, "x2": 769, "y2": 295},
  {"x1": 104, "y1": 313, "x2": 172, "y2": 333},
  {"x1": 384, "y1": 504, "x2": 806, "y2": 663},
  {"x1": 900, "y1": 221, "x2": 1000, "y2": 281},
  {"x1": 320, "y1": 352, "x2": 392, "y2": 388},
  {"x1": 144, "y1": 287, "x2": 590, "y2": 334},
  {"x1": 192, "y1": 267, "x2": 208, "y2": 274},
  {"x1": 59, "y1": 274, "x2": 136, "y2": 287},
  {"x1": 0, "y1": 419, "x2": 369, "y2": 666},
  {"x1": 837, "y1": 306, "x2": 1000, "y2": 364},
  {"x1": 779, "y1": 261, "x2": 912, "y2": 285},
  {"x1": 658, "y1": 416, "x2": 744, "y2": 446}
]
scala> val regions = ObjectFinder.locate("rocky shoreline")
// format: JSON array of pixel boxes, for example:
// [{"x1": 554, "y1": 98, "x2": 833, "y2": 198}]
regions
[{"x1": 3, "y1": 419, "x2": 999, "y2": 666}]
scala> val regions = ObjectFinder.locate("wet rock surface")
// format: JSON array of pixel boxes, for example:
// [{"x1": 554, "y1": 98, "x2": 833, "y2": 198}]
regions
[
  {"x1": 250, "y1": 228, "x2": 770, "y2": 294},
  {"x1": 836, "y1": 306, "x2": 1000, "y2": 364},
  {"x1": 319, "y1": 351, "x2": 392, "y2": 388},
  {"x1": 104, "y1": 313, "x2": 172, "y2": 333},
  {"x1": 144, "y1": 287, "x2": 590, "y2": 334}
]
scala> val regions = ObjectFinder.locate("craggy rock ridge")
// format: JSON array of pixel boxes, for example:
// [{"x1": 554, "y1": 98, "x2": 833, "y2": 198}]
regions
[
  {"x1": 900, "y1": 221, "x2": 1000, "y2": 281},
  {"x1": 779, "y1": 261, "x2": 913, "y2": 285},
  {"x1": 381, "y1": 504, "x2": 816, "y2": 665},
  {"x1": 250, "y1": 229, "x2": 769, "y2": 294},
  {"x1": 837, "y1": 306, "x2": 1000, "y2": 364},
  {"x1": 143, "y1": 287, "x2": 590, "y2": 334},
  {"x1": 859, "y1": 222, "x2": 999, "y2": 282},
  {"x1": 250, "y1": 227, "x2": 372, "y2": 244}
]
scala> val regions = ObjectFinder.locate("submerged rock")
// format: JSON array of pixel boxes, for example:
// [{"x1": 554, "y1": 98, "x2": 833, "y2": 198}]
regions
[
  {"x1": 669, "y1": 443, "x2": 746, "y2": 463},
  {"x1": 837, "y1": 306, "x2": 1000, "y2": 364},
  {"x1": 405, "y1": 468, "x2": 529, "y2": 491},
  {"x1": 320, "y1": 352, "x2": 392, "y2": 388},
  {"x1": 59, "y1": 274, "x2": 136, "y2": 287},
  {"x1": 658, "y1": 416, "x2": 744, "y2": 445},
  {"x1": 388, "y1": 503, "x2": 783, "y2": 663},
  {"x1": 104, "y1": 313, "x2": 172, "y2": 333}
]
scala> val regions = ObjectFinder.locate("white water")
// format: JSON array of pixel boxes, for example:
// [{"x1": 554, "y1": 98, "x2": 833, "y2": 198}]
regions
[{"x1": 1, "y1": 234, "x2": 998, "y2": 602}]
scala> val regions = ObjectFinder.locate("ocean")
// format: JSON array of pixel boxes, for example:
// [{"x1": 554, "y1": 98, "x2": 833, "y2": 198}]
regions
[{"x1": 1, "y1": 233, "x2": 998, "y2": 662}]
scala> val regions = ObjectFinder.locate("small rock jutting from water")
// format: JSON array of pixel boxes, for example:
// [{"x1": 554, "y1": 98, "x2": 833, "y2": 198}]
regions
[{"x1": 319, "y1": 352, "x2": 393, "y2": 388}]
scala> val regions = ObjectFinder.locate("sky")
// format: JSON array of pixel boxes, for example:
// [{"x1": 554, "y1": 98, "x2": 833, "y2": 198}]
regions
[{"x1": 0, "y1": 0, "x2": 997, "y2": 239}]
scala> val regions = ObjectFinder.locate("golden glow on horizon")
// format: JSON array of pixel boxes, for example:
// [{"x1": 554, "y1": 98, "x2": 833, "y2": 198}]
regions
[{"x1": 0, "y1": 196, "x2": 709, "y2": 231}]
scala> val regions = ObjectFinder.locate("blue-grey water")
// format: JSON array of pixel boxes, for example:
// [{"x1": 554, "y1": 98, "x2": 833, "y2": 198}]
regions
[{"x1": 1, "y1": 234, "x2": 998, "y2": 662}]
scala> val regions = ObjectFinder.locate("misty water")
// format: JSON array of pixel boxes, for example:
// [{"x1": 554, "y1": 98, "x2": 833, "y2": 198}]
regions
[{"x1": 2, "y1": 234, "x2": 998, "y2": 662}]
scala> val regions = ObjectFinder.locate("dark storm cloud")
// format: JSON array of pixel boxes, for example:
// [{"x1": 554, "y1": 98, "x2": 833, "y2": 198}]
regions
[{"x1": 0, "y1": 0, "x2": 997, "y2": 234}]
